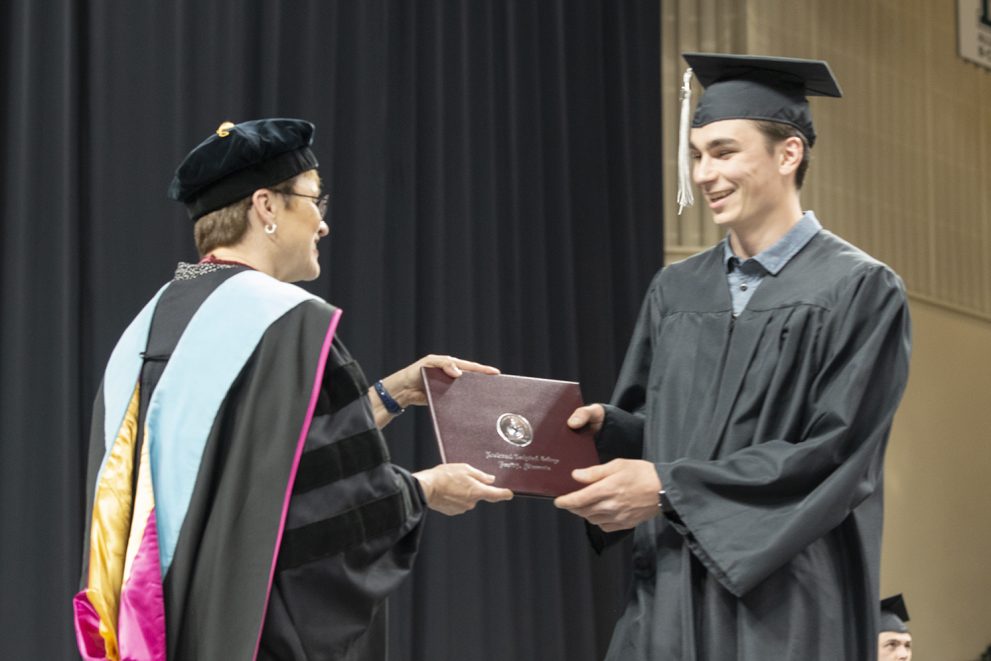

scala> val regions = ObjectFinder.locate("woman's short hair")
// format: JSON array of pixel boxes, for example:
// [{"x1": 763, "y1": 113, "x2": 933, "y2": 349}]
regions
[{"x1": 193, "y1": 170, "x2": 319, "y2": 257}]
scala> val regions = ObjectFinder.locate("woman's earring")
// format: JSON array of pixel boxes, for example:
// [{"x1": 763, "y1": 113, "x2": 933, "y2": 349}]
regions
[{"x1": 265, "y1": 223, "x2": 277, "y2": 235}]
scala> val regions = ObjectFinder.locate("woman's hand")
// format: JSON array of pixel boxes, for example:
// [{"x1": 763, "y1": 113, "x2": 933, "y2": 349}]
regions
[
  {"x1": 384, "y1": 354, "x2": 500, "y2": 407},
  {"x1": 369, "y1": 355, "x2": 499, "y2": 428},
  {"x1": 413, "y1": 463, "x2": 514, "y2": 515}
]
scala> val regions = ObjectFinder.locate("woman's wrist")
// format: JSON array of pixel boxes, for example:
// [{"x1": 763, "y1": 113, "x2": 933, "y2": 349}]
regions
[
  {"x1": 374, "y1": 379, "x2": 406, "y2": 414},
  {"x1": 412, "y1": 469, "x2": 435, "y2": 504}
]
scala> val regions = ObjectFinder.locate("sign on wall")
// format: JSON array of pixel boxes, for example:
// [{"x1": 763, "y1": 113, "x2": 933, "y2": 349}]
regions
[{"x1": 958, "y1": 0, "x2": 991, "y2": 70}]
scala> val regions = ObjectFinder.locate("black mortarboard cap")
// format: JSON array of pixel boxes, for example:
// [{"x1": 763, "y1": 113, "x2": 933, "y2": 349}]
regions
[
  {"x1": 168, "y1": 118, "x2": 318, "y2": 221},
  {"x1": 682, "y1": 52, "x2": 843, "y2": 147},
  {"x1": 879, "y1": 594, "x2": 911, "y2": 634}
]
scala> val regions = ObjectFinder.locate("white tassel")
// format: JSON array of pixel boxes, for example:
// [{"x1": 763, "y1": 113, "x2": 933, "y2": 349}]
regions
[{"x1": 676, "y1": 67, "x2": 695, "y2": 215}]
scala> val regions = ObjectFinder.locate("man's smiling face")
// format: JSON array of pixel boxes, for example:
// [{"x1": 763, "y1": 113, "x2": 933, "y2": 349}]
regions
[{"x1": 690, "y1": 119, "x2": 794, "y2": 231}]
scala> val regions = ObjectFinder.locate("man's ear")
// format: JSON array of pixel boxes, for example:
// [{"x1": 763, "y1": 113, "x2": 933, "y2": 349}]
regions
[{"x1": 778, "y1": 136, "x2": 803, "y2": 177}]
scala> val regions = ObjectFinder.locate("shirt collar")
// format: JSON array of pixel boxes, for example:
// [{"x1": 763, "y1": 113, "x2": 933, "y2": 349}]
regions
[{"x1": 723, "y1": 211, "x2": 822, "y2": 275}]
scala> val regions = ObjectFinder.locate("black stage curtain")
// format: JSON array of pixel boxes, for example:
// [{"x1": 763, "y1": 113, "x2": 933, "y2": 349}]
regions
[{"x1": 0, "y1": 1, "x2": 661, "y2": 658}]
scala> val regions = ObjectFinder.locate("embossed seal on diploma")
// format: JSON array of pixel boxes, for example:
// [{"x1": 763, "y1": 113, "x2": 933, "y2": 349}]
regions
[{"x1": 497, "y1": 413, "x2": 533, "y2": 447}]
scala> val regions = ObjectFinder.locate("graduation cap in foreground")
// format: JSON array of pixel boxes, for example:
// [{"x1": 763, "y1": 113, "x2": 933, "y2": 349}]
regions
[
  {"x1": 879, "y1": 594, "x2": 911, "y2": 634},
  {"x1": 168, "y1": 118, "x2": 319, "y2": 221},
  {"x1": 675, "y1": 53, "x2": 842, "y2": 213}
]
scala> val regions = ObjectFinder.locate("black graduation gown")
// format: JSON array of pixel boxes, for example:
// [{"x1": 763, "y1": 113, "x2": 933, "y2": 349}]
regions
[
  {"x1": 78, "y1": 265, "x2": 424, "y2": 661},
  {"x1": 594, "y1": 230, "x2": 911, "y2": 660}
]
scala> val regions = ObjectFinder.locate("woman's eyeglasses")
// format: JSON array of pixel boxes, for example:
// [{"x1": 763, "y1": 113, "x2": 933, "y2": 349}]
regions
[{"x1": 281, "y1": 191, "x2": 329, "y2": 220}]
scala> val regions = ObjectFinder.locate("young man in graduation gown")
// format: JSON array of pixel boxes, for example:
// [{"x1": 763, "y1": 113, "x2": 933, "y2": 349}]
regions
[
  {"x1": 556, "y1": 54, "x2": 912, "y2": 659},
  {"x1": 73, "y1": 118, "x2": 513, "y2": 661}
]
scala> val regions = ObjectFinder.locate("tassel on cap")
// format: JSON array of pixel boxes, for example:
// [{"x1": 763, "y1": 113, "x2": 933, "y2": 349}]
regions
[{"x1": 676, "y1": 67, "x2": 695, "y2": 215}]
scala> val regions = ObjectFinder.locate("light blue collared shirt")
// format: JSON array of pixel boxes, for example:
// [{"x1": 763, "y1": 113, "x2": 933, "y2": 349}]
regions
[{"x1": 723, "y1": 211, "x2": 822, "y2": 316}]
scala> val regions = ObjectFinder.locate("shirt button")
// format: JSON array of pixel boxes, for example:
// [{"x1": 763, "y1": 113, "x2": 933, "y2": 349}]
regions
[{"x1": 740, "y1": 284, "x2": 748, "y2": 291}]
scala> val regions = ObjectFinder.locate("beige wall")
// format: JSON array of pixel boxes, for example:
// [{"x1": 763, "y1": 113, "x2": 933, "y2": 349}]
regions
[
  {"x1": 661, "y1": 1, "x2": 991, "y2": 658},
  {"x1": 884, "y1": 300, "x2": 991, "y2": 661}
]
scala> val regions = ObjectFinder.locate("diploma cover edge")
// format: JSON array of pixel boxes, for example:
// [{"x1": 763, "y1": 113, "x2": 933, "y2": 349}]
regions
[{"x1": 421, "y1": 366, "x2": 448, "y2": 464}]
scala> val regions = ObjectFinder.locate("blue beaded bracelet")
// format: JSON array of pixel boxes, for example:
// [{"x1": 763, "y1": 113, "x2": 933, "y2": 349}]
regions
[{"x1": 374, "y1": 380, "x2": 405, "y2": 415}]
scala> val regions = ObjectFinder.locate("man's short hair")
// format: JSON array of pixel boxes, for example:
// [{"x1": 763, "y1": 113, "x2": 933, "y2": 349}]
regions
[
  {"x1": 753, "y1": 120, "x2": 811, "y2": 190},
  {"x1": 192, "y1": 170, "x2": 317, "y2": 257}
]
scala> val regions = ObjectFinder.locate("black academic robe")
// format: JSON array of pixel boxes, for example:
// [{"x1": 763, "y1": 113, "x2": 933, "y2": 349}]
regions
[
  {"x1": 595, "y1": 230, "x2": 911, "y2": 660},
  {"x1": 77, "y1": 265, "x2": 424, "y2": 661}
]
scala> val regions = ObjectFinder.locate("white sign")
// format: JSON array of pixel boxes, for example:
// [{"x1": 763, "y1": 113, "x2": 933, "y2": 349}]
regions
[{"x1": 958, "y1": 0, "x2": 991, "y2": 70}]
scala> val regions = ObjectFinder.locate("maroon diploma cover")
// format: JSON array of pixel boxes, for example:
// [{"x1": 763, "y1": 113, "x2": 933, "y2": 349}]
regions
[{"x1": 421, "y1": 367, "x2": 601, "y2": 498}]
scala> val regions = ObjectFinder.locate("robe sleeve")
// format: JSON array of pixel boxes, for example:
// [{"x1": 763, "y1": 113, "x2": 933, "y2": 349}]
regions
[
  {"x1": 260, "y1": 382, "x2": 427, "y2": 658},
  {"x1": 594, "y1": 277, "x2": 657, "y2": 463},
  {"x1": 587, "y1": 279, "x2": 657, "y2": 552},
  {"x1": 657, "y1": 265, "x2": 911, "y2": 597}
]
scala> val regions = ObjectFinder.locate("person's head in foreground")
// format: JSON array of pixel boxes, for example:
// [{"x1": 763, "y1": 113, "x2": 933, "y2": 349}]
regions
[
  {"x1": 168, "y1": 117, "x2": 329, "y2": 283},
  {"x1": 679, "y1": 53, "x2": 841, "y2": 233},
  {"x1": 878, "y1": 594, "x2": 912, "y2": 661}
]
